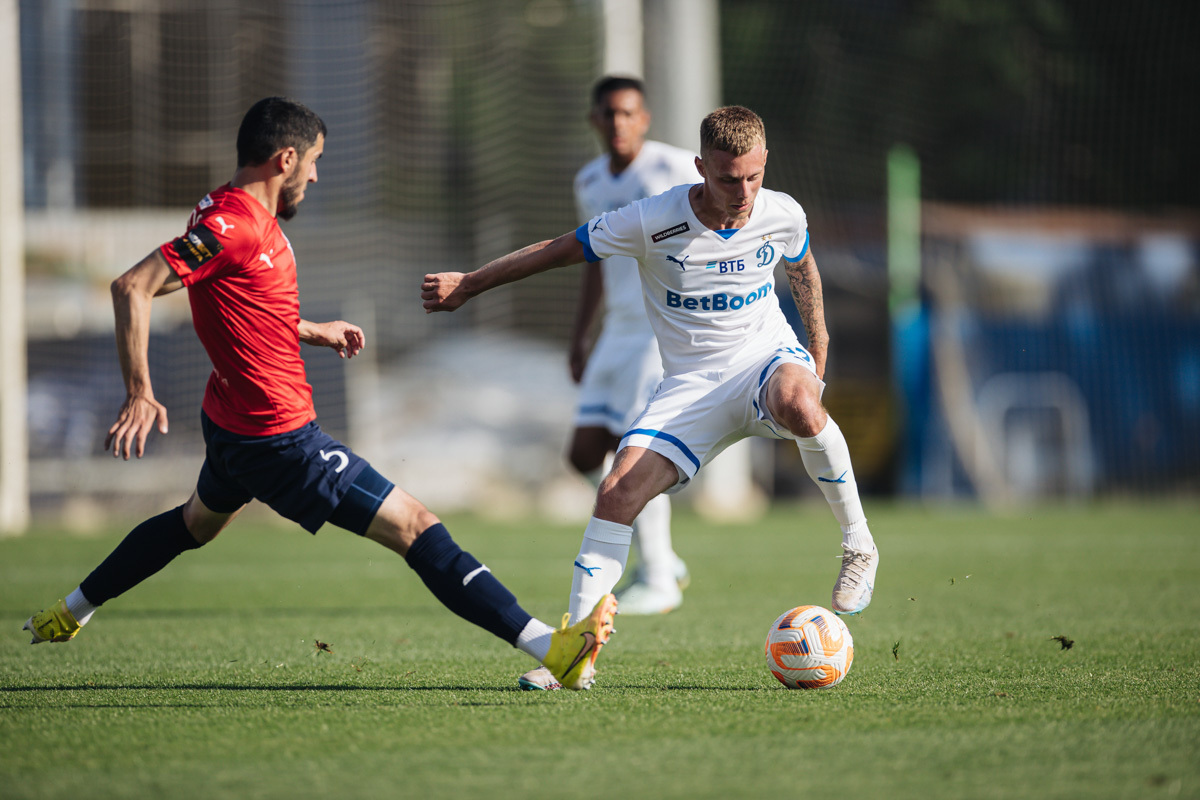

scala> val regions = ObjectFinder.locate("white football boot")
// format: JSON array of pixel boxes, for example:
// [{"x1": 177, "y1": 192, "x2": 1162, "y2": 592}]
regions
[
  {"x1": 831, "y1": 545, "x2": 879, "y2": 615},
  {"x1": 614, "y1": 580, "x2": 683, "y2": 615},
  {"x1": 518, "y1": 666, "x2": 562, "y2": 691}
]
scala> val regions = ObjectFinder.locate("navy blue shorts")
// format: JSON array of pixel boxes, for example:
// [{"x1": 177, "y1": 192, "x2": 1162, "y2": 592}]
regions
[{"x1": 197, "y1": 411, "x2": 394, "y2": 535}]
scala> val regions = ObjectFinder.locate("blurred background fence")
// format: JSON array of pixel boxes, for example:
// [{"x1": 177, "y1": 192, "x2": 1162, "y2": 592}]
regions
[{"x1": 5, "y1": 0, "x2": 1199, "y2": 529}]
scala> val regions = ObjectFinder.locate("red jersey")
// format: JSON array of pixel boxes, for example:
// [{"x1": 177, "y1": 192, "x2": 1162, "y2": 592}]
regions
[{"x1": 159, "y1": 184, "x2": 316, "y2": 436}]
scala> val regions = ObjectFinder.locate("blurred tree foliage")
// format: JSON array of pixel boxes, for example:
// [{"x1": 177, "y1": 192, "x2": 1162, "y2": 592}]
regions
[{"x1": 720, "y1": 0, "x2": 1199, "y2": 208}]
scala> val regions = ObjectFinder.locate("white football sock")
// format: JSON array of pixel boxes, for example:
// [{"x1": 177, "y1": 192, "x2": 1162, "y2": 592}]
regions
[
  {"x1": 65, "y1": 586, "x2": 97, "y2": 626},
  {"x1": 631, "y1": 493, "x2": 676, "y2": 590},
  {"x1": 568, "y1": 516, "x2": 632, "y2": 624},
  {"x1": 796, "y1": 416, "x2": 875, "y2": 553},
  {"x1": 515, "y1": 617, "x2": 555, "y2": 663}
]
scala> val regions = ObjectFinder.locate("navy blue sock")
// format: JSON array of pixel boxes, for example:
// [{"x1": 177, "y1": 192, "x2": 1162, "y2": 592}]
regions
[
  {"x1": 404, "y1": 524, "x2": 533, "y2": 646},
  {"x1": 80, "y1": 505, "x2": 202, "y2": 605}
]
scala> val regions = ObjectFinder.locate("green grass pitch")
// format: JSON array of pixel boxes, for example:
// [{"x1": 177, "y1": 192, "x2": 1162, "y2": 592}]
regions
[{"x1": 2, "y1": 502, "x2": 1198, "y2": 799}]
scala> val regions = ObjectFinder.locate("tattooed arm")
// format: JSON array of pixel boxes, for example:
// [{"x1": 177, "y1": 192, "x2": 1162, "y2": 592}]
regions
[{"x1": 784, "y1": 250, "x2": 829, "y2": 380}]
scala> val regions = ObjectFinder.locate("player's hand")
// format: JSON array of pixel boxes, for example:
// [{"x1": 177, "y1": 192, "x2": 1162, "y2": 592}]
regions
[
  {"x1": 421, "y1": 272, "x2": 469, "y2": 312},
  {"x1": 105, "y1": 393, "x2": 169, "y2": 460},
  {"x1": 301, "y1": 320, "x2": 365, "y2": 358}
]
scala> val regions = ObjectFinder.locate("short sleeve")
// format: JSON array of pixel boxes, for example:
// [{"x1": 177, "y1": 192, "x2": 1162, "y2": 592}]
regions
[
  {"x1": 579, "y1": 199, "x2": 647, "y2": 264},
  {"x1": 780, "y1": 201, "x2": 810, "y2": 263},
  {"x1": 160, "y1": 209, "x2": 257, "y2": 284}
]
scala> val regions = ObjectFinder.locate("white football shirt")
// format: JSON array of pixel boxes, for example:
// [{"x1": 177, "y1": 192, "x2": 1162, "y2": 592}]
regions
[
  {"x1": 574, "y1": 140, "x2": 699, "y2": 331},
  {"x1": 578, "y1": 184, "x2": 811, "y2": 376}
]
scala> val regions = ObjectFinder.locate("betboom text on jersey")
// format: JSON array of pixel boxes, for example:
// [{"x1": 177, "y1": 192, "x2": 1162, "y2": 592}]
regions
[{"x1": 665, "y1": 280, "x2": 773, "y2": 312}]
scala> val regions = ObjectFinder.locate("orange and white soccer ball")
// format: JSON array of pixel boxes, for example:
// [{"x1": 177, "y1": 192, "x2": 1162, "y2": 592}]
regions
[{"x1": 764, "y1": 605, "x2": 854, "y2": 689}]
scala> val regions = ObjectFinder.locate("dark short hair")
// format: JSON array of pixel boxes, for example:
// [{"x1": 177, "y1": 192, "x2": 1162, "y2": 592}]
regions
[
  {"x1": 236, "y1": 97, "x2": 327, "y2": 168},
  {"x1": 591, "y1": 75, "x2": 646, "y2": 107}
]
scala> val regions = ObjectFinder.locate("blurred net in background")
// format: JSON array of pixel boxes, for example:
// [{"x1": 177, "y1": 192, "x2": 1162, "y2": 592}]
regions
[
  {"x1": 14, "y1": 0, "x2": 1200, "y2": 523},
  {"x1": 19, "y1": 0, "x2": 601, "y2": 520}
]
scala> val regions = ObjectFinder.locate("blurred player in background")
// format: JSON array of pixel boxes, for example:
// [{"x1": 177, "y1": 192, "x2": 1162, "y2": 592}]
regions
[
  {"x1": 23, "y1": 97, "x2": 615, "y2": 691},
  {"x1": 567, "y1": 76, "x2": 697, "y2": 620},
  {"x1": 423, "y1": 106, "x2": 878, "y2": 689}
]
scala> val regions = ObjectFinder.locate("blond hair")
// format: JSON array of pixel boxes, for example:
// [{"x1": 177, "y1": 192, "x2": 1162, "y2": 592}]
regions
[{"x1": 699, "y1": 106, "x2": 766, "y2": 157}]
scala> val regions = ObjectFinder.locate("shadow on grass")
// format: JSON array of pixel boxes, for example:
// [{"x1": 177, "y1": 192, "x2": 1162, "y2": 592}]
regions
[
  {"x1": 0, "y1": 682, "x2": 772, "y2": 698},
  {"x1": 2, "y1": 684, "x2": 459, "y2": 692},
  {"x1": 0, "y1": 684, "x2": 528, "y2": 709},
  {"x1": 2, "y1": 606, "x2": 412, "y2": 619}
]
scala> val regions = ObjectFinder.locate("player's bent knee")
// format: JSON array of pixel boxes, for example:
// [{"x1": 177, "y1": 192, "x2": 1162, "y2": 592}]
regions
[
  {"x1": 182, "y1": 493, "x2": 240, "y2": 544},
  {"x1": 362, "y1": 485, "x2": 440, "y2": 556},
  {"x1": 781, "y1": 399, "x2": 827, "y2": 438},
  {"x1": 567, "y1": 427, "x2": 616, "y2": 475},
  {"x1": 595, "y1": 468, "x2": 670, "y2": 525},
  {"x1": 568, "y1": 447, "x2": 605, "y2": 475},
  {"x1": 769, "y1": 377, "x2": 826, "y2": 437}
]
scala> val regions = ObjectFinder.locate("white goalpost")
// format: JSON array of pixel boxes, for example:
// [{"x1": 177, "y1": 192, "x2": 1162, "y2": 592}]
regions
[{"x1": 0, "y1": 0, "x2": 29, "y2": 534}]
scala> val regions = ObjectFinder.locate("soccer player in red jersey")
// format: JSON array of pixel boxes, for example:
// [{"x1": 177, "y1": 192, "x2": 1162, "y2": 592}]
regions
[{"x1": 23, "y1": 97, "x2": 615, "y2": 690}]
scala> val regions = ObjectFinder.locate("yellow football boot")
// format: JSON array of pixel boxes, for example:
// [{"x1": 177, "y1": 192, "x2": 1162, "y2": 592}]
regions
[
  {"x1": 23, "y1": 599, "x2": 81, "y2": 644},
  {"x1": 542, "y1": 594, "x2": 617, "y2": 690}
]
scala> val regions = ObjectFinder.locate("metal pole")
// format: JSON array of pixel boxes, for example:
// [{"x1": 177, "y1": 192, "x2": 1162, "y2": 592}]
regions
[
  {"x1": 642, "y1": 0, "x2": 720, "y2": 151},
  {"x1": 0, "y1": 0, "x2": 30, "y2": 534},
  {"x1": 602, "y1": 0, "x2": 643, "y2": 77}
]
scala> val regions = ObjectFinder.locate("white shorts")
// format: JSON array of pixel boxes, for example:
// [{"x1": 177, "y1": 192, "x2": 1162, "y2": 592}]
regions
[
  {"x1": 619, "y1": 344, "x2": 822, "y2": 492},
  {"x1": 574, "y1": 326, "x2": 664, "y2": 437}
]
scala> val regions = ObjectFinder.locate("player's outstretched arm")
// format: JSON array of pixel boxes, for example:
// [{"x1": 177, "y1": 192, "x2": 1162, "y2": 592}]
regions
[
  {"x1": 422, "y1": 232, "x2": 586, "y2": 313},
  {"x1": 784, "y1": 249, "x2": 830, "y2": 380},
  {"x1": 299, "y1": 319, "x2": 365, "y2": 359},
  {"x1": 105, "y1": 250, "x2": 182, "y2": 460}
]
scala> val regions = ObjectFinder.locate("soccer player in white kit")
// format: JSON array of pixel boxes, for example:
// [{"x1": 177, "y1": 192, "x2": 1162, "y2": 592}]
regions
[
  {"x1": 569, "y1": 77, "x2": 698, "y2": 618},
  {"x1": 423, "y1": 106, "x2": 878, "y2": 688}
]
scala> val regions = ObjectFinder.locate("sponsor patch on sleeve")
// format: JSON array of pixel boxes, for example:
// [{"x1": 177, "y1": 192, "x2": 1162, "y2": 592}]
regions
[
  {"x1": 651, "y1": 221, "x2": 690, "y2": 243},
  {"x1": 170, "y1": 224, "x2": 224, "y2": 270}
]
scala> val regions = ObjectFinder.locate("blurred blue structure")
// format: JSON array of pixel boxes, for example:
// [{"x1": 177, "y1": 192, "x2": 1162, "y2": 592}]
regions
[{"x1": 900, "y1": 209, "x2": 1200, "y2": 501}]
